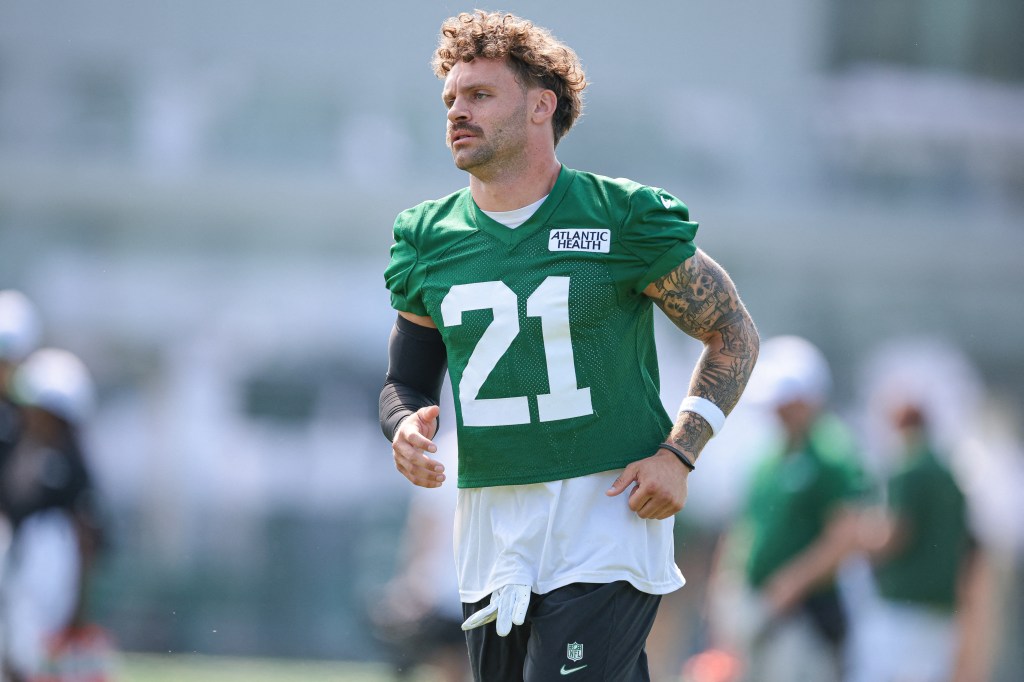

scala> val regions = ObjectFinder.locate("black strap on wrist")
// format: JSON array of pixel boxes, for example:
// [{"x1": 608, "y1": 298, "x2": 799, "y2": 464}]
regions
[{"x1": 659, "y1": 442, "x2": 696, "y2": 472}]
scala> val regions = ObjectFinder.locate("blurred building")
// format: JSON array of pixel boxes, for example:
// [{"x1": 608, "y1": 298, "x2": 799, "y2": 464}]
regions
[{"x1": 0, "y1": 0, "x2": 1022, "y2": 669}]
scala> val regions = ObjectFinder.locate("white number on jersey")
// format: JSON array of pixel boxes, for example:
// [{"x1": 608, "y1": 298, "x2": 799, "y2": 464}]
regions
[{"x1": 441, "y1": 276, "x2": 593, "y2": 427}]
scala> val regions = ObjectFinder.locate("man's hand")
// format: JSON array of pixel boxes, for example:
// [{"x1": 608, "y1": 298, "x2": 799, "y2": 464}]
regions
[
  {"x1": 605, "y1": 449, "x2": 691, "y2": 519},
  {"x1": 461, "y1": 584, "x2": 531, "y2": 636},
  {"x1": 761, "y1": 507, "x2": 863, "y2": 616},
  {"x1": 391, "y1": 405, "x2": 446, "y2": 487}
]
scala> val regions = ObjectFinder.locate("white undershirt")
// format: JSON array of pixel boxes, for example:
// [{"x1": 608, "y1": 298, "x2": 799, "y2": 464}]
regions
[
  {"x1": 479, "y1": 194, "x2": 548, "y2": 229},
  {"x1": 455, "y1": 198, "x2": 685, "y2": 602}
]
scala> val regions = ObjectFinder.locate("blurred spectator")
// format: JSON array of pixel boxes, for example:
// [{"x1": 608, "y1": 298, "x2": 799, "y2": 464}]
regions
[
  {"x1": 847, "y1": 337, "x2": 995, "y2": 682},
  {"x1": 0, "y1": 290, "x2": 41, "y2": 464},
  {"x1": 0, "y1": 348, "x2": 114, "y2": 682},
  {"x1": 371, "y1": 430, "x2": 468, "y2": 682},
  {"x1": 708, "y1": 336, "x2": 866, "y2": 682},
  {"x1": 850, "y1": 401, "x2": 990, "y2": 682},
  {"x1": 0, "y1": 290, "x2": 43, "y2": 674}
]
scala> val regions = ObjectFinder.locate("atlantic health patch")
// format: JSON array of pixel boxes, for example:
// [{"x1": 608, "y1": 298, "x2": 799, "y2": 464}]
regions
[{"x1": 548, "y1": 228, "x2": 610, "y2": 253}]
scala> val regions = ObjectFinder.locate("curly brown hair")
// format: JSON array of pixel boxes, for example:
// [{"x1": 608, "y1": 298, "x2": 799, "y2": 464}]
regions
[{"x1": 432, "y1": 10, "x2": 587, "y2": 146}]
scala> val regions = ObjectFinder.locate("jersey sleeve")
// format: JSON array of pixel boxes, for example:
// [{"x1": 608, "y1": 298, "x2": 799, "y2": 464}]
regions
[
  {"x1": 384, "y1": 211, "x2": 429, "y2": 317},
  {"x1": 616, "y1": 186, "x2": 699, "y2": 295}
]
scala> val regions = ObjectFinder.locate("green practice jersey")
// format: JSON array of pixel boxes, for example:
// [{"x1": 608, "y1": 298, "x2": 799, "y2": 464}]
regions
[
  {"x1": 385, "y1": 166, "x2": 697, "y2": 487},
  {"x1": 743, "y1": 415, "x2": 866, "y2": 590},
  {"x1": 873, "y1": 445, "x2": 970, "y2": 610}
]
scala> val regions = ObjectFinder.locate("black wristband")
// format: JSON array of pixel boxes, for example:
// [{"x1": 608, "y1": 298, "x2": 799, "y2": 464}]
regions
[{"x1": 659, "y1": 442, "x2": 696, "y2": 472}]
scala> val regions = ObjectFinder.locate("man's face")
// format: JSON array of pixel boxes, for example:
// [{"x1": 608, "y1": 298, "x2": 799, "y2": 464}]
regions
[{"x1": 441, "y1": 57, "x2": 531, "y2": 173}]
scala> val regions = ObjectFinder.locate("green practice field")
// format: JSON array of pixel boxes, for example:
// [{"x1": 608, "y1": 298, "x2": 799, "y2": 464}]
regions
[{"x1": 119, "y1": 653, "x2": 443, "y2": 682}]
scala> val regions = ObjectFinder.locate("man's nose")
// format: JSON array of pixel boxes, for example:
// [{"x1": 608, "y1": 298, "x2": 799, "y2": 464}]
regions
[{"x1": 447, "y1": 97, "x2": 469, "y2": 122}]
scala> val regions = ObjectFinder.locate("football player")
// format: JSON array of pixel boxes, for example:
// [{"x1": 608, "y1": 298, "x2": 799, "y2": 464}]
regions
[{"x1": 379, "y1": 11, "x2": 759, "y2": 681}]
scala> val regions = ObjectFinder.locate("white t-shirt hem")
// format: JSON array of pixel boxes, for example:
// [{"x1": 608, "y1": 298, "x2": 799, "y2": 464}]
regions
[
  {"x1": 460, "y1": 570, "x2": 685, "y2": 604},
  {"x1": 455, "y1": 470, "x2": 686, "y2": 605}
]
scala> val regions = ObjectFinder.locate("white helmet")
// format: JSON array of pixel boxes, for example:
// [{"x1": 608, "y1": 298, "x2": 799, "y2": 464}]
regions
[
  {"x1": 746, "y1": 335, "x2": 832, "y2": 408},
  {"x1": 0, "y1": 289, "x2": 42, "y2": 363},
  {"x1": 10, "y1": 348, "x2": 96, "y2": 425}
]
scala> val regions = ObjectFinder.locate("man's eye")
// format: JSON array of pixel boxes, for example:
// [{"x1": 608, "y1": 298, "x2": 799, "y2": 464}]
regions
[{"x1": 474, "y1": 92, "x2": 488, "y2": 100}]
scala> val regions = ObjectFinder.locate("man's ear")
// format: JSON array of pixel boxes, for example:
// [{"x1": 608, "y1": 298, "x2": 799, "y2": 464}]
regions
[{"x1": 531, "y1": 89, "x2": 557, "y2": 124}]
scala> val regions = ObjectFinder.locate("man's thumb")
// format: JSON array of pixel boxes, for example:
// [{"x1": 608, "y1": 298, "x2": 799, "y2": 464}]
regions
[
  {"x1": 417, "y1": 405, "x2": 440, "y2": 440},
  {"x1": 606, "y1": 464, "x2": 637, "y2": 496}
]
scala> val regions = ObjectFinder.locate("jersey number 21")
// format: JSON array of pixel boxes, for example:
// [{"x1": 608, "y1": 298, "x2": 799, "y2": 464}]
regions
[{"x1": 441, "y1": 276, "x2": 593, "y2": 427}]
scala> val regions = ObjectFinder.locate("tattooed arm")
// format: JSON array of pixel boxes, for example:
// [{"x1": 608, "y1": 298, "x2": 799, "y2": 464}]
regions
[
  {"x1": 607, "y1": 249, "x2": 759, "y2": 519},
  {"x1": 646, "y1": 248, "x2": 759, "y2": 457}
]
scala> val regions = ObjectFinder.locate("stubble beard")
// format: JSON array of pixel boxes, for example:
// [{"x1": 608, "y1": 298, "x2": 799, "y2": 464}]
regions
[
  {"x1": 451, "y1": 136, "x2": 496, "y2": 172},
  {"x1": 449, "y1": 103, "x2": 529, "y2": 178}
]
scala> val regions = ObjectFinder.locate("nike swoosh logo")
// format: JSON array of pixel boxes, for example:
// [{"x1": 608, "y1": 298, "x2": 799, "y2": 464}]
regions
[
  {"x1": 560, "y1": 664, "x2": 588, "y2": 675},
  {"x1": 660, "y1": 196, "x2": 673, "y2": 209}
]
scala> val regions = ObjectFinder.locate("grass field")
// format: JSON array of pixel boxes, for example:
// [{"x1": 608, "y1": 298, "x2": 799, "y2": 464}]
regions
[{"x1": 119, "y1": 652, "x2": 443, "y2": 682}]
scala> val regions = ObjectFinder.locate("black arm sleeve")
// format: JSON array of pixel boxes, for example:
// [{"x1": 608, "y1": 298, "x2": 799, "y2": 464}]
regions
[{"x1": 379, "y1": 314, "x2": 448, "y2": 442}]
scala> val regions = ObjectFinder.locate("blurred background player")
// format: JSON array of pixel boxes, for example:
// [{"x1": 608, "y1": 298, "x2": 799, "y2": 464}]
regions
[
  {"x1": 0, "y1": 289, "x2": 43, "y2": 674},
  {"x1": 0, "y1": 348, "x2": 112, "y2": 682},
  {"x1": 708, "y1": 335, "x2": 865, "y2": 682},
  {"x1": 847, "y1": 338, "x2": 994, "y2": 682},
  {"x1": 0, "y1": 290, "x2": 42, "y2": 485}
]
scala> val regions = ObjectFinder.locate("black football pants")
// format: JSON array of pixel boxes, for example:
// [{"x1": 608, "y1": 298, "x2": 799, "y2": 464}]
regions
[{"x1": 462, "y1": 580, "x2": 661, "y2": 682}]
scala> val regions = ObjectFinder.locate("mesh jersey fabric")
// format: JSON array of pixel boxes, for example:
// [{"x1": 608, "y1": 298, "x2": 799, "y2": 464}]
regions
[
  {"x1": 431, "y1": 182, "x2": 685, "y2": 600},
  {"x1": 385, "y1": 166, "x2": 698, "y2": 487}
]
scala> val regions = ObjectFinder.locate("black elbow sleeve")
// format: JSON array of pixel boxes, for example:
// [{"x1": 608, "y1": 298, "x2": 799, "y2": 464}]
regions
[{"x1": 378, "y1": 315, "x2": 447, "y2": 441}]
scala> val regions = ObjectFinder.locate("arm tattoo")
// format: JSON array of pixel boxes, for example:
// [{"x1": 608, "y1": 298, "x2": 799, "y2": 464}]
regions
[{"x1": 648, "y1": 249, "x2": 760, "y2": 457}]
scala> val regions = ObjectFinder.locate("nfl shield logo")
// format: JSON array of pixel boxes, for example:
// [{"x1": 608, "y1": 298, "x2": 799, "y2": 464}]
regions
[{"x1": 567, "y1": 642, "x2": 583, "y2": 662}]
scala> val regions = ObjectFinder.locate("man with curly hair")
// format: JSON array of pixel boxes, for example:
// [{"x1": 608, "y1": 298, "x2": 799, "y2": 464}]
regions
[{"x1": 379, "y1": 10, "x2": 759, "y2": 681}]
